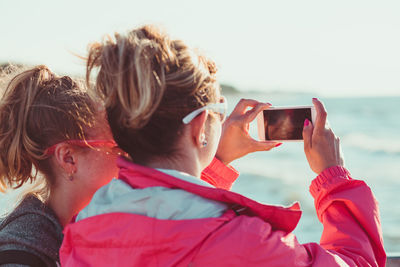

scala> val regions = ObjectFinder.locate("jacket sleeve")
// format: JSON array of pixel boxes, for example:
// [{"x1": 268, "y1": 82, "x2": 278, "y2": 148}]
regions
[
  {"x1": 242, "y1": 166, "x2": 386, "y2": 266},
  {"x1": 200, "y1": 157, "x2": 239, "y2": 190},
  {"x1": 305, "y1": 166, "x2": 386, "y2": 266}
]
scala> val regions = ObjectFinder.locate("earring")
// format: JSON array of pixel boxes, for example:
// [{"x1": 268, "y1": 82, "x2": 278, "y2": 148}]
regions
[
  {"x1": 202, "y1": 140, "x2": 208, "y2": 147},
  {"x1": 68, "y1": 173, "x2": 74, "y2": 181},
  {"x1": 200, "y1": 133, "x2": 207, "y2": 147}
]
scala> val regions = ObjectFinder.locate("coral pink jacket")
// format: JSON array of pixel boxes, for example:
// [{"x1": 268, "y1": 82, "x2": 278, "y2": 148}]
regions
[{"x1": 60, "y1": 158, "x2": 385, "y2": 266}]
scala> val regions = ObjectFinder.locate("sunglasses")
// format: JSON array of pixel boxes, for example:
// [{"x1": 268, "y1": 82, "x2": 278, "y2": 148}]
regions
[
  {"x1": 45, "y1": 140, "x2": 124, "y2": 156},
  {"x1": 182, "y1": 96, "x2": 227, "y2": 124}
]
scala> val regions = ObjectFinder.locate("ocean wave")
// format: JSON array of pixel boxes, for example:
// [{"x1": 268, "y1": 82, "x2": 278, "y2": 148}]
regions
[{"x1": 342, "y1": 133, "x2": 400, "y2": 155}]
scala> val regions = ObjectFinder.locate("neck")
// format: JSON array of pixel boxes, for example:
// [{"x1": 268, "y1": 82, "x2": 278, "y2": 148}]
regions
[
  {"x1": 145, "y1": 151, "x2": 202, "y2": 178},
  {"x1": 47, "y1": 183, "x2": 81, "y2": 227}
]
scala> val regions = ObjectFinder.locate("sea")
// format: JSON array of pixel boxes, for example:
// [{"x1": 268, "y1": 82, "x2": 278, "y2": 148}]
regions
[{"x1": 0, "y1": 92, "x2": 399, "y2": 253}]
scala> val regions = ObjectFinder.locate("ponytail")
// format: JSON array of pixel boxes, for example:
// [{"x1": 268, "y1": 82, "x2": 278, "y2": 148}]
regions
[
  {"x1": 87, "y1": 28, "x2": 174, "y2": 129},
  {"x1": 0, "y1": 65, "x2": 96, "y2": 193},
  {"x1": 86, "y1": 25, "x2": 220, "y2": 164}
]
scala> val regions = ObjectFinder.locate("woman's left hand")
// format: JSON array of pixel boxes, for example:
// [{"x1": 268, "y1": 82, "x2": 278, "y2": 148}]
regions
[{"x1": 215, "y1": 98, "x2": 280, "y2": 165}]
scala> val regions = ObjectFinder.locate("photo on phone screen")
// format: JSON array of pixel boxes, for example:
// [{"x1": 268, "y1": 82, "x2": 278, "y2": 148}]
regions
[{"x1": 262, "y1": 107, "x2": 312, "y2": 141}]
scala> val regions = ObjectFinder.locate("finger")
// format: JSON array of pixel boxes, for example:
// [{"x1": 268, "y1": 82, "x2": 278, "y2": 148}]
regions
[
  {"x1": 303, "y1": 118, "x2": 313, "y2": 151},
  {"x1": 231, "y1": 98, "x2": 266, "y2": 115},
  {"x1": 312, "y1": 98, "x2": 327, "y2": 131},
  {"x1": 243, "y1": 102, "x2": 272, "y2": 123},
  {"x1": 250, "y1": 140, "x2": 281, "y2": 152}
]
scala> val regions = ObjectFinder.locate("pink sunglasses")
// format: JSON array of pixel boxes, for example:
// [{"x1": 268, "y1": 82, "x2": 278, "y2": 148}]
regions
[{"x1": 45, "y1": 140, "x2": 123, "y2": 156}]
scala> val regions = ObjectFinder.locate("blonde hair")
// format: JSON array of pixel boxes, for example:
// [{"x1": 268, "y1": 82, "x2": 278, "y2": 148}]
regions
[
  {"x1": 86, "y1": 25, "x2": 220, "y2": 164},
  {"x1": 0, "y1": 65, "x2": 96, "y2": 198}
]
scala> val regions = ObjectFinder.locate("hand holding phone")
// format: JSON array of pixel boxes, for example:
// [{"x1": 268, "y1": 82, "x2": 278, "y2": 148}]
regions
[
  {"x1": 303, "y1": 98, "x2": 344, "y2": 174},
  {"x1": 256, "y1": 99, "x2": 344, "y2": 174},
  {"x1": 216, "y1": 99, "x2": 279, "y2": 165}
]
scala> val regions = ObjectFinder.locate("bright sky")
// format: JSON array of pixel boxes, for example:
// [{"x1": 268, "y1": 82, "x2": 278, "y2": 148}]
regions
[{"x1": 1, "y1": 0, "x2": 400, "y2": 96}]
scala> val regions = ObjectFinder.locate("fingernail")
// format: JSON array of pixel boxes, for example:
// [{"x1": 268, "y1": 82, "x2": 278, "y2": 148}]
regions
[
  {"x1": 266, "y1": 102, "x2": 272, "y2": 106},
  {"x1": 275, "y1": 143, "x2": 283, "y2": 147},
  {"x1": 312, "y1": 97, "x2": 318, "y2": 101},
  {"x1": 304, "y1": 119, "x2": 309, "y2": 126}
]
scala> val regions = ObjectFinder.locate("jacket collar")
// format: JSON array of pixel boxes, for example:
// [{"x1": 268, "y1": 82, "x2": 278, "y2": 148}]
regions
[{"x1": 117, "y1": 157, "x2": 302, "y2": 233}]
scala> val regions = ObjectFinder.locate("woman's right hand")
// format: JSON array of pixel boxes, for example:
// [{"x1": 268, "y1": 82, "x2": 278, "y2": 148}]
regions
[
  {"x1": 303, "y1": 98, "x2": 344, "y2": 175},
  {"x1": 215, "y1": 99, "x2": 279, "y2": 166}
]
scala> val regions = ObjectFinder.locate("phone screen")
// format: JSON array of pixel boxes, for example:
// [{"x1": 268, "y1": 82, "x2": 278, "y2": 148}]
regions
[{"x1": 263, "y1": 108, "x2": 311, "y2": 140}]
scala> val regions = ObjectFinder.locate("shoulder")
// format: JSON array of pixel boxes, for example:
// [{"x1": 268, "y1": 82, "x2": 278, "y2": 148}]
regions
[
  {"x1": 0, "y1": 196, "x2": 63, "y2": 264},
  {"x1": 1, "y1": 195, "x2": 62, "y2": 238},
  {"x1": 0, "y1": 212, "x2": 60, "y2": 244}
]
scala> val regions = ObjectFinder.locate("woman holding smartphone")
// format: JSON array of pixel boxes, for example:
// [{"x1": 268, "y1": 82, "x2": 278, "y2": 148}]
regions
[
  {"x1": 60, "y1": 25, "x2": 385, "y2": 266},
  {"x1": 0, "y1": 65, "x2": 269, "y2": 266}
]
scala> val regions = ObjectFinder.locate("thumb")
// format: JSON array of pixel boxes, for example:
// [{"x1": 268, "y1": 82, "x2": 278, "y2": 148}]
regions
[
  {"x1": 303, "y1": 119, "x2": 313, "y2": 151},
  {"x1": 251, "y1": 140, "x2": 281, "y2": 152}
]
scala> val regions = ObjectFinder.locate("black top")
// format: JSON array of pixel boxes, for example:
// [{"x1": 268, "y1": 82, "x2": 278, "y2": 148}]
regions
[{"x1": 0, "y1": 195, "x2": 63, "y2": 266}]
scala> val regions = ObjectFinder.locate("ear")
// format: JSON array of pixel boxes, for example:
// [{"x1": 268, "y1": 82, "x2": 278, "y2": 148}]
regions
[
  {"x1": 190, "y1": 110, "x2": 208, "y2": 148},
  {"x1": 53, "y1": 143, "x2": 78, "y2": 176}
]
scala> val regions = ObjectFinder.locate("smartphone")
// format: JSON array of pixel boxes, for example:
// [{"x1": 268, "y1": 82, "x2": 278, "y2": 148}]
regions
[{"x1": 257, "y1": 106, "x2": 316, "y2": 142}]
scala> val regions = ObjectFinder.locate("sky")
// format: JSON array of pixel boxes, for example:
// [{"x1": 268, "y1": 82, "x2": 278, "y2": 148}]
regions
[{"x1": 1, "y1": 0, "x2": 400, "y2": 97}]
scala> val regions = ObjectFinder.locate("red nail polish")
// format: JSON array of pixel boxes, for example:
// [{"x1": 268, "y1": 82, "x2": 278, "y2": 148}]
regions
[
  {"x1": 304, "y1": 119, "x2": 309, "y2": 126},
  {"x1": 275, "y1": 143, "x2": 283, "y2": 147},
  {"x1": 312, "y1": 97, "x2": 318, "y2": 101}
]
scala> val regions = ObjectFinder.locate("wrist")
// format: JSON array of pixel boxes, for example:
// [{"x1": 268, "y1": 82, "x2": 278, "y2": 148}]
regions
[
  {"x1": 316, "y1": 162, "x2": 344, "y2": 175},
  {"x1": 215, "y1": 153, "x2": 230, "y2": 166}
]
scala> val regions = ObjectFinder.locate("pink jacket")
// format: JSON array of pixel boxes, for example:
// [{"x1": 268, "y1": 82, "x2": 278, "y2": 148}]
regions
[{"x1": 60, "y1": 158, "x2": 385, "y2": 266}]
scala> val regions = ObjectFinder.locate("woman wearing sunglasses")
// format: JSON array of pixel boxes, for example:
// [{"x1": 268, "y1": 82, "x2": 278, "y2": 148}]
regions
[{"x1": 60, "y1": 26, "x2": 385, "y2": 266}]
